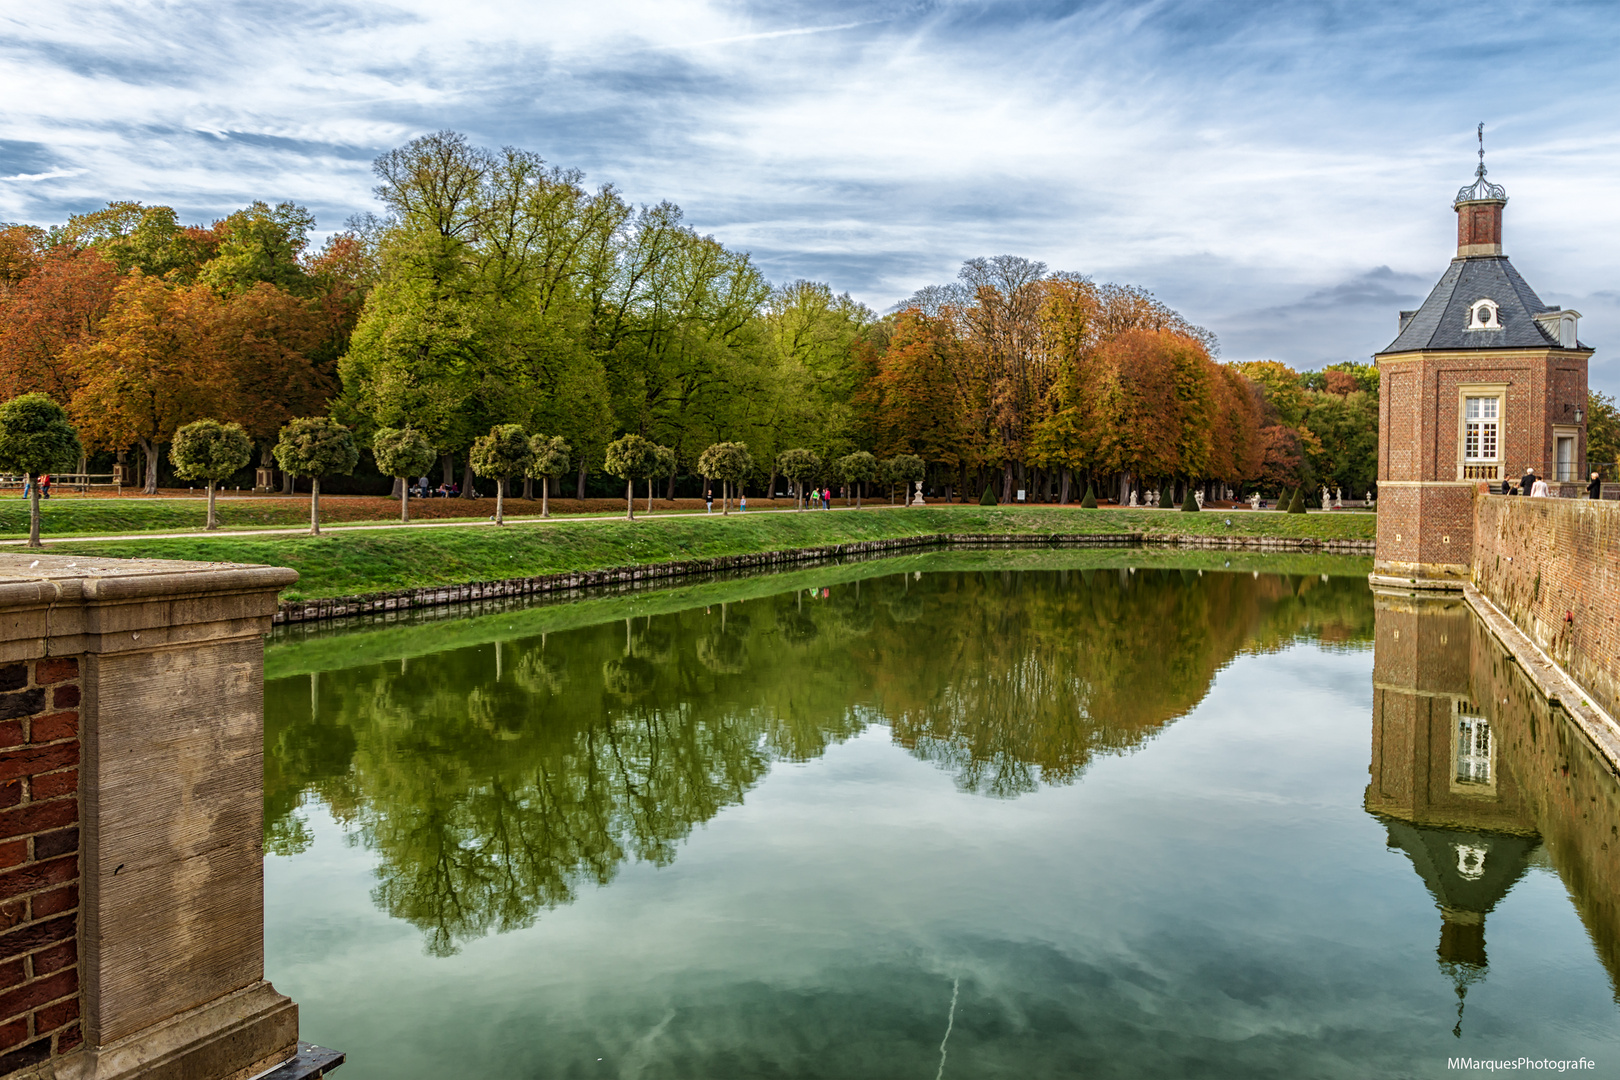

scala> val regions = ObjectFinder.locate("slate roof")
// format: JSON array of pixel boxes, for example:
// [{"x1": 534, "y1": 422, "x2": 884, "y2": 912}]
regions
[{"x1": 1378, "y1": 256, "x2": 1582, "y2": 354}]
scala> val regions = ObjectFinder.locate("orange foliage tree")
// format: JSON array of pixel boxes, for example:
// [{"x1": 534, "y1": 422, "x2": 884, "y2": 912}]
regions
[{"x1": 0, "y1": 249, "x2": 120, "y2": 403}]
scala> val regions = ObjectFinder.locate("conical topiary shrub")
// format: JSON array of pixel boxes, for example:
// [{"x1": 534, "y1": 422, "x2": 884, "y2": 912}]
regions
[
  {"x1": 980, "y1": 484, "x2": 998, "y2": 506},
  {"x1": 1288, "y1": 486, "x2": 1306, "y2": 513},
  {"x1": 1080, "y1": 483, "x2": 1097, "y2": 508},
  {"x1": 1181, "y1": 483, "x2": 1200, "y2": 511}
]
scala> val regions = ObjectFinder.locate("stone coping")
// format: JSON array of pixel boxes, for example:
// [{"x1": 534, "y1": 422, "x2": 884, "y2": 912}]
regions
[{"x1": 0, "y1": 554, "x2": 297, "y2": 608}]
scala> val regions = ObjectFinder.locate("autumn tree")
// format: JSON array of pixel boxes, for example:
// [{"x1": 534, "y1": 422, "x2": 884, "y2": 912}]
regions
[
  {"x1": 373, "y1": 427, "x2": 437, "y2": 523},
  {"x1": 66, "y1": 274, "x2": 222, "y2": 492},
  {"x1": 274, "y1": 417, "x2": 358, "y2": 535},
  {"x1": 170, "y1": 419, "x2": 252, "y2": 529},
  {"x1": 0, "y1": 247, "x2": 120, "y2": 403},
  {"x1": 0, "y1": 394, "x2": 81, "y2": 548}
]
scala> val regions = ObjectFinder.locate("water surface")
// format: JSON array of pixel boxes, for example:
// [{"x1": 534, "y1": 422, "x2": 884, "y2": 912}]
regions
[{"x1": 262, "y1": 554, "x2": 1620, "y2": 1078}]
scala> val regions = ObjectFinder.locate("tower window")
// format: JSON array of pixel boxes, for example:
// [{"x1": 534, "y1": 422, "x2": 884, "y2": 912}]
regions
[
  {"x1": 1467, "y1": 299, "x2": 1501, "y2": 330},
  {"x1": 1463, "y1": 395, "x2": 1499, "y2": 480}
]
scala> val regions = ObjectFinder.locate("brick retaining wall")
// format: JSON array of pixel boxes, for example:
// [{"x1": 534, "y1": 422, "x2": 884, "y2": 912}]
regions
[
  {"x1": 273, "y1": 532, "x2": 1376, "y2": 625},
  {"x1": 1473, "y1": 496, "x2": 1620, "y2": 722},
  {"x1": 0, "y1": 658, "x2": 81, "y2": 1074}
]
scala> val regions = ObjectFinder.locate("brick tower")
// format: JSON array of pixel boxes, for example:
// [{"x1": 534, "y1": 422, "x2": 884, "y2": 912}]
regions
[{"x1": 1373, "y1": 134, "x2": 1592, "y2": 585}]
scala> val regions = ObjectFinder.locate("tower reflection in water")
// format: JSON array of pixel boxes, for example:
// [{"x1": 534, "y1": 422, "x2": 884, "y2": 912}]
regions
[{"x1": 1366, "y1": 591, "x2": 1620, "y2": 1035}]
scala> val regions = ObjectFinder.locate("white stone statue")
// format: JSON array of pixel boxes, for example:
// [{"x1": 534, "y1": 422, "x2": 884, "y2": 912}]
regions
[
  {"x1": 1333, "y1": 486, "x2": 1343, "y2": 509},
  {"x1": 1249, "y1": 492, "x2": 1261, "y2": 511},
  {"x1": 911, "y1": 480, "x2": 925, "y2": 506},
  {"x1": 1320, "y1": 486, "x2": 1330, "y2": 510},
  {"x1": 1128, "y1": 490, "x2": 1138, "y2": 507},
  {"x1": 1194, "y1": 490, "x2": 1204, "y2": 508}
]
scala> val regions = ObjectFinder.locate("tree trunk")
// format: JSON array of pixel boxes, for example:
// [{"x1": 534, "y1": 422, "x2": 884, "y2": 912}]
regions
[
  {"x1": 442, "y1": 454, "x2": 455, "y2": 487},
  {"x1": 1060, "y1": 469, "x2": 1071, "y2": 504},
  {"x1": 646, "y1": 477, "x2": 654, "y2": 515},
  {"x1": 495, "y1": 477, "x2": 505, "y2": 524},
  {"x1": 27, "y1": 476, "x2": 41, "y2": 548},
  {"x1": 401, "y1": 480, "x2": 410, "y2": 523},
  {"x1": 310, "y1": 477, "x2": 321, "y2": 535},
  {"x1": 1001, "y1": 462, "x2": 1013, "y2": 504},
  {"x1": 768, "y1": 468, "x2": 777, "y2": 502},
  {"x1": 666, "y1": 471, "x2": 677, "y2": 500},
  {"x1": 138, "y1": 437, "x2": 158, "y2": 495},
  {"x1": 541, "y1": 477, "x2": 550, "y2": 518},
  {"x1": 722, "y1": 479, "x2": 729, "y2": 515},
  {"x1": 625, "y1": 478, "x2": 635, "y2": 520},
  {"x1": 856, "y1": 482, "x2": 862, "y2": 509},
  {"x1": 283, "y1": 469, "x2": 294, "y2": 494},
  {"x1": 206, "y1": 480, "x2": 218, "y2": 530},
  {"x1": 577, "y1": 464, "x2": 587, "y2": 500},
  {"x1": 391, "y1": 476, "x2": 404, "y2": 499},
  {"x1": 461, "y1": 462, "x2": 475, "y2": 499},
  {"x1": 522, "y1": 476, "x2": 533, "y2": 501}
]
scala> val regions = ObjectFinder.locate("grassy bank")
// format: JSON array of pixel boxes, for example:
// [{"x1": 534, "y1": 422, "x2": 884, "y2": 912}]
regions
[
  {"x1": 49, "y1": 505, "x2": 1375, "y2": 602},
  {"x1": 265, "y1": 546, "x2": 1373, "y2": 679}
]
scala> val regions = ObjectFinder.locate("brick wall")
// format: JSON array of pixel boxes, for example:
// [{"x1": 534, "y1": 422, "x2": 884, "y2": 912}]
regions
[
  {"x1": 0, "y1": 656, "x2": 80, "y2": 1075},
  {"x1": 1473, "y1": 496, "x2": 1620, "y2": 722}
]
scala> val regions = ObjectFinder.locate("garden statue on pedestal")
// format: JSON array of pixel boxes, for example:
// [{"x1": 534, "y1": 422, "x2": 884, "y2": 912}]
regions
[
  {"x1": 1249, "y1": 492, "x2": 1261, "y2": 510},
  {"x1": 911, "y1": 481, "x2": 925, "y2": 506},
  {"x1": 1194, "y1": 490, "x2": 1204, "y2": 508},
  {"x1": 1128, "y1": 490, "x2": 1138, "y2": 507}
]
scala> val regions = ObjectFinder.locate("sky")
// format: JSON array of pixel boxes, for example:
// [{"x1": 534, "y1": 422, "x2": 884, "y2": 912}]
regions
[{"x1": 3, "y1": 0, "x2": 1619, "y2": 393}]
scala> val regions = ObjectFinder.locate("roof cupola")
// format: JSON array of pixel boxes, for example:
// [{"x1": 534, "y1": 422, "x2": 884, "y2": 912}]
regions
[{"x1": 1455, "y1": 123, "x2": 1507, "y2": 258}]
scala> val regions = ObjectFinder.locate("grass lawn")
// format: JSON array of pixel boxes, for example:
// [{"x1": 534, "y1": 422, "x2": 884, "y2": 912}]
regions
[{"x1": 48, "y1": 505, "x2": 1376, "y2": 602}]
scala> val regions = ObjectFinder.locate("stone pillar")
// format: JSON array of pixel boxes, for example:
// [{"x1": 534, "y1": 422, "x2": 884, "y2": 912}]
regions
[{"x1": 0, "y1": 555, "x2": 338, "y2": 1080}]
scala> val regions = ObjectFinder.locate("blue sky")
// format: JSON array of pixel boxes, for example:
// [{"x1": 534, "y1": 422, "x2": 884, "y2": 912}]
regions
[{"x1": 4, "y1": 0, "x2": 1618, "y2": 392}]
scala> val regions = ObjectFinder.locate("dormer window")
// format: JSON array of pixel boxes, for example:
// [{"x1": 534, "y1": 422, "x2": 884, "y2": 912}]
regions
[
  {"x1": 1534, "y1": 309, "x2": 1581, "y2": 348},
  {"x1": 1467, "y1": 299, "x2": 1501, "y2": 330}
]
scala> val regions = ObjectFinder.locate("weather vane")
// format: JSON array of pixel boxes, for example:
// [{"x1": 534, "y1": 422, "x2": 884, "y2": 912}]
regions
[{"x1": 1477, "y1": 122, "x2": 1486, "y2": 176}]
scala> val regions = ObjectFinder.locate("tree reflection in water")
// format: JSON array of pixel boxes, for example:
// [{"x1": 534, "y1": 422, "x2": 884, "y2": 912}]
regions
[{"x1": 265, "y1": 566, "x2": 1373, "y2": 955}]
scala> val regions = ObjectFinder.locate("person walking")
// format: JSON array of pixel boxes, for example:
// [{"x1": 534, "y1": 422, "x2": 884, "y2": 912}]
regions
[
  {"x1": 706, "y1": 488, "x2": 713, "y2": 514},
  {"x1": 821, "y1": 487, "x2": 830, "y2": 510},
  {"x1": 739, "y1": 493, "x2": 747, "y2": 513},
  {"x1": 1589, "y1": 471, "x2": 1604, "y2": 501},
  {"x1": 39, "y1": 475, "x2": 50, "y2": 500}
]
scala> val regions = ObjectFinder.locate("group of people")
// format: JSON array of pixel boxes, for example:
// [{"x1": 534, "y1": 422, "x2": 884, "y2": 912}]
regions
[
  {"x1": 19, "y1": 475, "x2": 51, "y2": 498},
  {"x1": 1501, "y1": 468, "x2": 1607, "y2": 499},
  {"x1": 412, "y1": 476, "x2": 470, "y2": 499}
]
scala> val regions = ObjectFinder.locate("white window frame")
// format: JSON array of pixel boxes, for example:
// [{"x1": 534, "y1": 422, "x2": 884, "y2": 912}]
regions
[
  {"x1": 1553, "y1": 425, "x2": 1578, "y2": 482},
  {"x1": 1457, "y1": 384, "x2": 1507, "y2": 481},
  {"x1": 1451, "y1": 699, "x2": 1495, "y2": 795},
  {"x1": 1467, "y1": 298, "x2": 1502, "y2": 331}
]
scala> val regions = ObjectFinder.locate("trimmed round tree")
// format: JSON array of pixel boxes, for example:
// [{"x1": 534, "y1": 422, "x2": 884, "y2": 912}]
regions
[
  {"x1": 273, "y1": 416, "x2": 359, "y2": 535},
  {"x1": 775, "y1": 448, "x2": 822, "y2": 511},
  {"x1": 373, "y1": 427, "x2": 437, "y2": 524},
  {"x1": 887, "y1": 454, "x2": 925, "y2": 506},
  {"x1": 527, "y1": 434, "x2": 571, "y2": 518},
  {"x1": 836, "y1": 451, "x2": 879, "y2": 508},
  {"x1": 470, "y1": 424, "x2": 531, "y2": 525},
  {"x1": 170, "y1": 419, "x2": 252, "y2": 530},
  {"x1": 699, "y1": 441, "x2": 754, "y2": 514},
  {"x1": 1180, "y1": 482, "x2": 1200, "y2": 512},
  {"x1": 0, "y1": 393, "x2": 81, "y2": 549},
  {"x1": 603, "y1": 434, "x2": 658, "y2": 520}
]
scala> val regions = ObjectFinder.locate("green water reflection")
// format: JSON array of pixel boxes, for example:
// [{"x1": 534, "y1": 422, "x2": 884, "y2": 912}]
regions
[{"x1": 261, "y1": 556, "x2": 1620, "y2": 1079}]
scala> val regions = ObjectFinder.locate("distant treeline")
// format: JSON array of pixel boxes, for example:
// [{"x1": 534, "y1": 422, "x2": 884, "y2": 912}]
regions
[{"x1": 0, "y1": 130, "x2": 1404, "y2": 500}]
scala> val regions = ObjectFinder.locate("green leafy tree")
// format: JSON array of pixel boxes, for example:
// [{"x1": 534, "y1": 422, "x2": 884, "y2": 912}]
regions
[
  {"x1": 836, "y1": 451, "x2": 879, "y2": 508},
  {"x1": 373, "y1": 427, "x2": 437, "y2": 523},
  {"x1": 1587, "y1": 390, "x2": 1620, "y2": 474},
  {"x1": 0, "y1": 394, "x2": 81, "y2": 548},
  {"x1": 887, "y1": 453, "x2": 925, "y2": 506},
  {"x1": 979, "y1": 484, "x2": 998, "y2": 506},
  {"x1": 775, "y1": 448, "x2": 822, "y2": 511},
  {"x1": 603, "y1": 434, "x2": 658, "y2": 520},
  {"x1": 170, "y1": 419, "x2": 252, "y2": 530},
  {"x1": 698, "y1": 442, "x2": 754, "y2": 514},
  {"x1": 470, "y1": 424, "x2": 531, "y2": 525},
  {"x1": 1080, "y1": 483, "x2": 1098, "y2": 509},
  {"x1": 527, "y1": 435, "x2": 571, "y2": 518},
  {"x1": 274, "y1": 417, "x2": 359, "y2": 535}
]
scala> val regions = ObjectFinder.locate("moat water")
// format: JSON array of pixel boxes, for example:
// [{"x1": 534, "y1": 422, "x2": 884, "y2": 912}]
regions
[{"x1": 260, "y1": 552, "x2": 1620, "y2": 1079}]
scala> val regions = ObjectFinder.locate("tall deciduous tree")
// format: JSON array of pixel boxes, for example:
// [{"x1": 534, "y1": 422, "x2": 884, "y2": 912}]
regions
[
  {"x1": 274, "y1": 417, "x2": 358, "y2": 535},
  {"x1": 0, "y1": 394, "x2": 81, "y2": 548},
  {"x1": 66, "y1": 274, "x2": 222, "y2": 492},
  {"x1": 0, "y1": 247, "x2": 119, "y2": 403},
  {"x1": 170, "y1": 419, "x2": 252, "y2": 529},
  {"x1": 698, "y1": 441, "x2": 753, "y2": 514}
]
